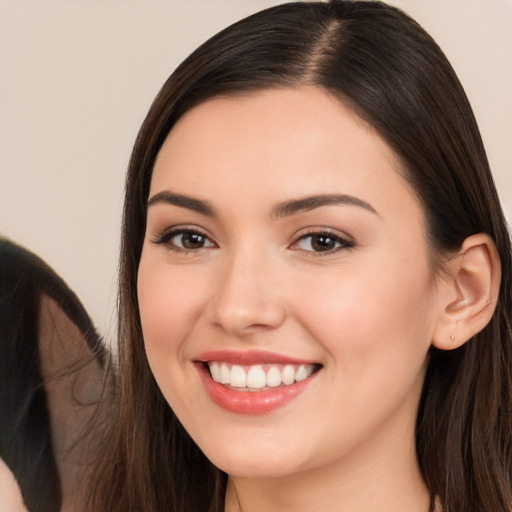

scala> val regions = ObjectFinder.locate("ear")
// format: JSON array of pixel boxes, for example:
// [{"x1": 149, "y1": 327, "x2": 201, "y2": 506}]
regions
[{"x1": 432, "y1": 233, "x2": 501, "y2": 350}]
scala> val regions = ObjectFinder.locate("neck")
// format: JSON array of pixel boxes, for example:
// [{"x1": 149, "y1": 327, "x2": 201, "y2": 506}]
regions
[{"x1": 224, "y1": 414, "x2": 431, "y2": 512}]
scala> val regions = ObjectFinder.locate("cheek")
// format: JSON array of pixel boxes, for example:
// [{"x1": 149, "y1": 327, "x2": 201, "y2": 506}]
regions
[
  {"x1": 291, "y1": 262, "x2": 435, "y2": 444},
  {"x1": 137, "y1": 259, "x2": 214, "y2": 416},
  {"x1": 137, "y1": 260, "x2": 206, "y2": 365},
  {"x1": 293, "y1": 259, "x2": 436, "y2": 369}
]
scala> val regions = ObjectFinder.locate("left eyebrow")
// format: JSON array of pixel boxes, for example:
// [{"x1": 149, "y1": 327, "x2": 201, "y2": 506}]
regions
[
  {"x1": 271, "y1": 194, "x2": 380, "y2": 218},
  {"x1": 147, "y1": 191, "x2": 216, "y2": 216}
]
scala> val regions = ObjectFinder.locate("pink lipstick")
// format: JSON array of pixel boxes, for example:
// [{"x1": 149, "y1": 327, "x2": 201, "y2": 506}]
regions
[{"x1": 195, "y1": 350, "x2": 321, "y2": 415}]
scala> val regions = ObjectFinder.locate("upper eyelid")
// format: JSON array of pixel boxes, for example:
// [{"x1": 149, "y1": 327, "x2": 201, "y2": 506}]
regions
[
  {"x1": 294, "y1": 234, "x2": 352, "y2": 245},
  {"x1": 289, "y1": 229, "x2": 355, "y2": 254},
  {"x1": 291, "y1": 226, "x2": 354, "y2": 243},
  {"x1": 152, "y1": 224, "x2": 212, "y2": 237},
  {"x1": 151, "y1": 226, "x2": 216, "y2": 245}
]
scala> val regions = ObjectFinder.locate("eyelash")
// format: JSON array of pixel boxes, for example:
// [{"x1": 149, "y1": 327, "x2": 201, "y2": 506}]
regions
[
  {"x1": 151, "y1": 227, "x2": 354, "y2": 256},
  {"x1": 291, "y1": 230, "x2": 355, "y2": 256},
  {"x1": 151, "y1": 228, "x2": 216, "y2": 253}
]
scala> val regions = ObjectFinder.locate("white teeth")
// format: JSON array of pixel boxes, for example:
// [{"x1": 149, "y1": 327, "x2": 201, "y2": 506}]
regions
[
  {"x1": 210, "y1": 362, "x2": 221, "y2": 382},
  {"x1": 266, "y1": 366, "x2": 282, "y2": 387},
  {"x1": 282, "y1": 364, "x2": 295, "y2": 385},
  {"x1": 220, "y1": 363, "x2": 230, "y2": 384},
  {"x1": 230, "y1": 365, "x2": 247, "y2": 387},
  {"x1": 247, "y1": 366, "x2": 266, "y2": 388},
  {"x1": 207, "y1": 361, "x2": 317, "y2": 389},
  {"x1": 296, "y1": 365, "x2": 309, "y2": 382}
]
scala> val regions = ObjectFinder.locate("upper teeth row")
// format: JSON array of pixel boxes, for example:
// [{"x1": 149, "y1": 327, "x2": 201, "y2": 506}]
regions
[{"x1": 208, "y1": 362, "x2": 315, "y2": 389}]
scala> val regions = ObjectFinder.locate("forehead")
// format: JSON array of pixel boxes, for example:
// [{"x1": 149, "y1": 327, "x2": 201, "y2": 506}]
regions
[{"x1": 150, "y1": 87, "x2": 418, "y2": 221}]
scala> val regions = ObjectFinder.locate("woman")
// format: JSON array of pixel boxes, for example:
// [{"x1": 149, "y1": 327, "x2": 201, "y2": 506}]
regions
[{"x1": 88, "y1": 1, "x2": 512, "y2": 511}]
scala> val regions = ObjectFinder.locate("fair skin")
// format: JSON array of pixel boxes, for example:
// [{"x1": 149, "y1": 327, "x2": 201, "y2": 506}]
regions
[{"x1": 137, "y1": 87, "x2": 499, "y2": 512}]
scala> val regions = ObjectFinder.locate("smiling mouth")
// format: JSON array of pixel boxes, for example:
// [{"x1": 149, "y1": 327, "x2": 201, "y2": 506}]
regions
[
  {"x1": 205, "y1": 362, "x2": 321, "y2": 391},
  {"x1": 196, "y1": 352, "x2": 322, "y2": 414}
]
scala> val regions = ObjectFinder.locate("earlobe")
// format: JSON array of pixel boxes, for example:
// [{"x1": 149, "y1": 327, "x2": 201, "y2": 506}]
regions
[{"x1": 432, "y1": 233, "x2": 501, "y2": 351}]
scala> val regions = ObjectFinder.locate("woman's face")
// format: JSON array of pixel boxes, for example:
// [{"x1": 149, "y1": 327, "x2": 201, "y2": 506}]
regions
[{"x1": 138, "y1": 87, "x2": 441, "y2": 479}]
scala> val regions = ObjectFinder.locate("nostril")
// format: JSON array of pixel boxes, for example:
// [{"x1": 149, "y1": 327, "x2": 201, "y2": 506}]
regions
[{"x1": 209, "y1": 299, "x2": 286, "y2": 335}]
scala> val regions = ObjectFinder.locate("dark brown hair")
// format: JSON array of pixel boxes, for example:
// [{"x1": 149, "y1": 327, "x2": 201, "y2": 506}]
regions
[
  {"x1": 88, "y1": 2, "x2": 512, "y2": 511},
  {"x1": 0, "y1": 238, "x2": 106, "y2": 511}
]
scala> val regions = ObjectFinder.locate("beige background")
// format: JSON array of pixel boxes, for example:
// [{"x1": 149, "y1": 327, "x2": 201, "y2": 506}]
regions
[{"x1": 1, "y1": 0, "x2": 510, "y2": 340}]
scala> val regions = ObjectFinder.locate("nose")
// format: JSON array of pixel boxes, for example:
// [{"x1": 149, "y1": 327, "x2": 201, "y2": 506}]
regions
[{"x1": 209, "y1": 248, "x2": 286, "y2": 336}]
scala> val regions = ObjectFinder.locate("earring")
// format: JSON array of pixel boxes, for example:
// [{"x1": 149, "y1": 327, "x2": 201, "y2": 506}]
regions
[{"x1": 450, "y1": 335, "x2": 456, "y2": 343}]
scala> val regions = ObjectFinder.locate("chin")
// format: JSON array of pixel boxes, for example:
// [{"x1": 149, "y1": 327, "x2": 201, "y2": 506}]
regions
[
  {"x1": 195, "y1": 436, "x2": 304, "y2": 478},
  {"x1": 212, "y1": 455, "x2": 299, "y2": 479}
]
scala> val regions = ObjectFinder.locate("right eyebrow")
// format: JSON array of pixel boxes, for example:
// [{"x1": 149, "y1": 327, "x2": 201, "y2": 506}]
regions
[
  {"x1": 271, "y1": 193, "x2": 379, "y2": 218},
  {"x1": 147, "y1": 191, "x2": 216, "y2": 217}
]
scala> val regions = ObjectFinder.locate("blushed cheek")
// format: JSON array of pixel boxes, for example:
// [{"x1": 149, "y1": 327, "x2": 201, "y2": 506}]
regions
[
  {"x1": 304, "y1": 284, "x2": 371, "y2": 355},
  {"x1": 297, "y1": 269, "x2": 434, "y2": 366},
  {"x1": 137, "y1": 268, "x2": 187, "y2": 408},
  {"x1": 137, "y1": 264, "x2": 207, "y2": 363},
  {"x1": 138, "y1": 265, "x2": 179, "y2": 360}
]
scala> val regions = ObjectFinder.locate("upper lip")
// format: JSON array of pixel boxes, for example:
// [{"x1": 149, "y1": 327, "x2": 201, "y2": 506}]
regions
[{"x1": 195, "y1": 349, "x2": 319, "y2": 366}]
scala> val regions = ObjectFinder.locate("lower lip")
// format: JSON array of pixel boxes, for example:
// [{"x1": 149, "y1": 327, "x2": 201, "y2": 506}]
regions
[{"x1": 196, "y1": 364, "x2": 318, "y2": 415}]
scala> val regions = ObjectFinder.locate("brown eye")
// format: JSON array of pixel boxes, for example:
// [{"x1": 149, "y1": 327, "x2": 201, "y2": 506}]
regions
[
  {"x1": 310, "y1": 234, "x2": 337, "y2": 252},
  {"x1": 153, "y1": 229, "x2": 215, "y2": 251},
  {"x1": 294, "y1": 232, "x2": 353, "y2": 253},
  {"x1": 177, "y1": 232, "x2": 209, "y2": 249}
]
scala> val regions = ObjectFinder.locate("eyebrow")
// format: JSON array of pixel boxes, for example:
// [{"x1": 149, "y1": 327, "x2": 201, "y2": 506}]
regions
[
  {"x1": 147, "y1": 191, "x2": 216, "y2": 216},
  {"x1": 271, "y1": 194, "x2": 379, "y2": 218},
  {"x1": 147, "y1": 190, "x2": 378, "y2": 218}
]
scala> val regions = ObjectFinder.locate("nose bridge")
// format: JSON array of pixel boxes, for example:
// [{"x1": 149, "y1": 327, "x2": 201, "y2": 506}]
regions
[{"x1": 210, "y1": 241, "x2": 285, "y2": 334}]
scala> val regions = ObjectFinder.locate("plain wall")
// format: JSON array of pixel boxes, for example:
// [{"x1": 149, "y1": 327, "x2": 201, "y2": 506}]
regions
[{"x1": 1, "y1": 0, "x2": 511, "y2": 339}]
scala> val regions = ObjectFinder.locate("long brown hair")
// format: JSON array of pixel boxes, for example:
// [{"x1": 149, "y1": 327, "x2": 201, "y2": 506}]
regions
[{"x1": 88, "y1": 2, "x2": 512, "y2": 511}]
